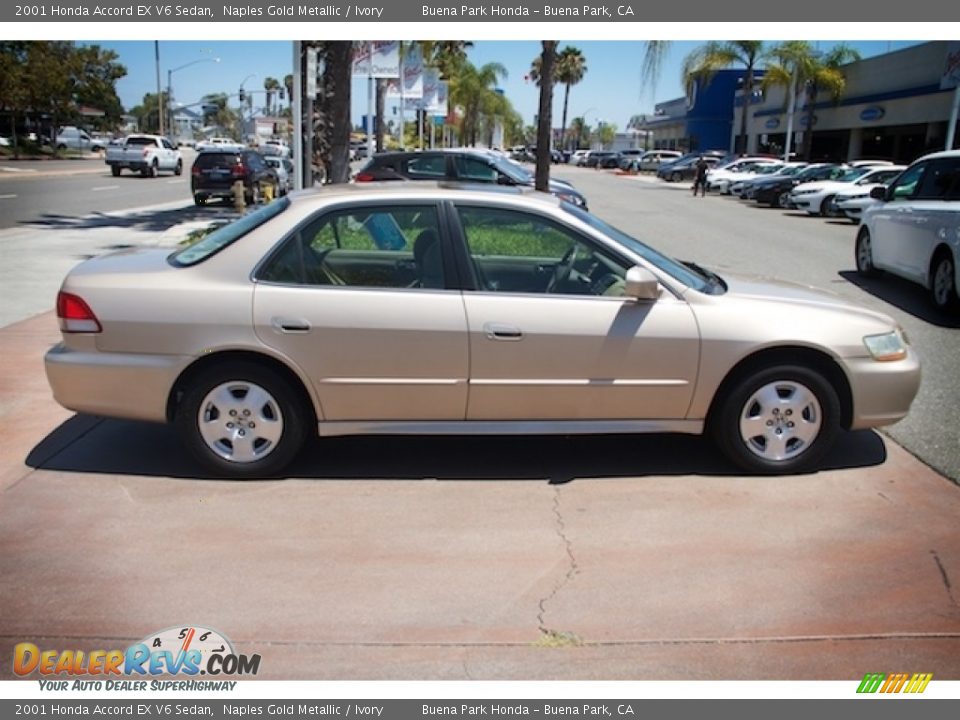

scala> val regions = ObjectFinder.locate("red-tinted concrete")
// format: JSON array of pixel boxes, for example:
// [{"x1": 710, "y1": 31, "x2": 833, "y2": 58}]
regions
[{"x1": 1, "y1": 312, "x2": 959, "y2": 680}]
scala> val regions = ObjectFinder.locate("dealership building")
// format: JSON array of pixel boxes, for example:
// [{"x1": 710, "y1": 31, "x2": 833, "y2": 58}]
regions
[{"x1": 639, "y1": 41, "x2": 959, "y2": 165}]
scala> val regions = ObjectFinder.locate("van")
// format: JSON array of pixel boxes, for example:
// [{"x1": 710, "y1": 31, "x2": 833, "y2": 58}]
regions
[{"x1": 638, "y1": 150, "x2": 682, "y2": 172}]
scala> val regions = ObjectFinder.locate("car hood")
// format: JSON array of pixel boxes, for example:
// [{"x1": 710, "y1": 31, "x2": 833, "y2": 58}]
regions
[
  {"x1": 718, "y1": 272, "x2": 896, "y2": 324},
  {"x1": 791, "y1": 180, "x2": 851, "y2": 193}
]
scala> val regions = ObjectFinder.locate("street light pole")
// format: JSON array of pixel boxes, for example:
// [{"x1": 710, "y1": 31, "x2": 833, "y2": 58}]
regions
[
  {"x1": 167, "y1": 56, "x2": 220, "y2": 142},
  {"x1": 782, "y1": 64, "x2": 800, "y2": 162}
]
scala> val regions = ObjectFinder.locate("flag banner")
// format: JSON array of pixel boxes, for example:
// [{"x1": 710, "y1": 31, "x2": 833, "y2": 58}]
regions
[{"x1": 352, "y1": 41, "x2": 400, "y2": 78}]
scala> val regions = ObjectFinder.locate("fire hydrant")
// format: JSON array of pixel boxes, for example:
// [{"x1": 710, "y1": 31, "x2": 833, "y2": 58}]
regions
[
  {"x1": 262, "y1": 182, "x2": 274, "y2": 204},
  {"x1": 232, "y1": 180, "x2": 246, "y2": 212}
]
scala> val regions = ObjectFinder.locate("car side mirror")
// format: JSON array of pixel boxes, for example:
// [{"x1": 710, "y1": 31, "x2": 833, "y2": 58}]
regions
[
  {"x1": 497, "y1": 175, "x2": 515, "y2": 186},
  {"x1": 624, "y1": 266, "x2": 660, "y2": 301},
  {"x1": 869, "y1": 185, "x2": 887, "y2": 201}
]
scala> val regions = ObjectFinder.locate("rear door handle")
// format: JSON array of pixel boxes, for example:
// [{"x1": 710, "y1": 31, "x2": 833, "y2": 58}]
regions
[
  {"x1": 483, "y1": 323, "x2": 523, "y2": 341},
  {"x1": 271, "y1": 317, "x2": 311, "y2": 333}
]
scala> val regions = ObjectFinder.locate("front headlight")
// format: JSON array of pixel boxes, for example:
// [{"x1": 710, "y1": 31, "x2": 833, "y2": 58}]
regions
[
  {"x1": 863, "y1": 329, "x2": 908, "y2": 361},
  {"x1": 793, "y1": 188, "x2": 817, "y2": 196},
  {"x1": 557, "y1": 191, "x2": 585, "y2": 207}
]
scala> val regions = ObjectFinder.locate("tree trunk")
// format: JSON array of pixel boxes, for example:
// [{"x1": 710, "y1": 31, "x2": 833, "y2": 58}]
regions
[
  {"x1": 738, "y1": 67, "x2": 753, "y2": 154},
  {"x1": 561, "y1": 83, "x2": 570, "y2": 153},
  {"x1": 535, "y1": 42, "x2": 557, "y2": 192},
  {"x1": 375, "y1": 78, "x2": 387, "y2": 153},
  {"x1": 318, "y1": 42, "x2": 353, "y2": 184},
  {"x1": 802, "y1": 84, "x2": 817, "y2": 162}
]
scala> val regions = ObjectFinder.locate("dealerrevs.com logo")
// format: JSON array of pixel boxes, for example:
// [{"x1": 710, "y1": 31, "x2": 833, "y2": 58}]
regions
[
  {"x1": 857, "y1": 672, "x2": 933, "y2": 694},
  {"x1": 14, "y1": 626, "x2": 260, "y2": 689}
]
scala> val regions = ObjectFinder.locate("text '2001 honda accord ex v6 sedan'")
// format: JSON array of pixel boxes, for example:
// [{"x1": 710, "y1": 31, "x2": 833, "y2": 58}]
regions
[{"x1": 45, "y1": 184, "x2": 921, "y2": 478}]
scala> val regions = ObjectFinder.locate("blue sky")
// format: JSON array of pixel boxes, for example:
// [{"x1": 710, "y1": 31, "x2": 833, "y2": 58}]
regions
[{"x1": 91, "y1": 40, "x2": 922, "y2": 133}]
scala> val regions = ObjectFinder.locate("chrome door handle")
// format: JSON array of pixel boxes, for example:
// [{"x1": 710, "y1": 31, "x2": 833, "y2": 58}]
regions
[
  {"x1": 271, "y1": 317, "x2": 311, "y2": 333},
  {"x1": 483, "y1": 323, "x2": 523, "y2": 341}
]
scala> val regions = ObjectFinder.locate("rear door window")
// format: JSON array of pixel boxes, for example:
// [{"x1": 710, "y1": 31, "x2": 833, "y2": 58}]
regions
[{"x1": 403, "y1": 155, "x2": 447, "y2": 179}]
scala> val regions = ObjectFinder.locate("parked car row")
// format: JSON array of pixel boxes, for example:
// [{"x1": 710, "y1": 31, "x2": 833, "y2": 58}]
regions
[{"x1": 704, "y1": 150, "x2": 958, "y2": 313}]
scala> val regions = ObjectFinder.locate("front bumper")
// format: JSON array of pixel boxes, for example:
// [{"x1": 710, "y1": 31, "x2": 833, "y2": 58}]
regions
[{"x1": 845, "y1": 349, "x2": 922, "y2": 430}]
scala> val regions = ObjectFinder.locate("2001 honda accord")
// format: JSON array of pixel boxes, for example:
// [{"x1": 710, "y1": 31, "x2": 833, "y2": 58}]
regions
[{"x1": 45, "y1": 185, "x2": 921, "y2": 477}]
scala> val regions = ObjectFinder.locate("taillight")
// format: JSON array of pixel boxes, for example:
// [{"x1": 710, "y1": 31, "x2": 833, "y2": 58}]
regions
[
  {"x1": 354, "y1": 172, "x2": 375, "y2": 182},
  {"x1": 56, "y1": 291, "x2": 102, "y2": 333},
  {"x1": 191, "y1": 164, "x2": 201, "y2": 176},
  {"x1": 232, "y1": 161, "x2": 247, "y2": 177}
]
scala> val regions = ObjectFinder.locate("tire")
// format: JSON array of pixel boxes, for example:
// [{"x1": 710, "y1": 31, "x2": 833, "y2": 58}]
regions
[
  {"x1": 193, "y1": 194, "x2": 207, "y2": 206},
  {"x1": 175, "y1": 362, "x2": 309, "y2": 478},
  {"x1": 711, "y1": 365, "x2": 841, "y2": 475},
  {"x1": 774, "y1": 190, "x2": 791, "y2": 209},
  {"x1": 670, "y1": 171, "x2": 682, "y2": 183},
  {"x1": 930, "y1": 251, "x2": 959, "y2": 311},
  {"x1": 111, "y1": 166, "x2": 121, "y2": 177},
  {"x1": 820, "y1": 195, "x2": 836, "y2": 217},
  {"x1": 148, "y1": 160, "x2": 158, "y2": 178},
  {"x1": 174, "y1": 159, "x2": 183, "y2": 176},
  {"x1": 855, "y1": 227, "x2": 880, "y2": 278},
  {"x1": 246, "y1": 182, "x2": 261, "y2": 206}
]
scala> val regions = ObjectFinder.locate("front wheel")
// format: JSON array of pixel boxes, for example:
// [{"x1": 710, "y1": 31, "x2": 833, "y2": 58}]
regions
[
  {"x1": 670, "y1": 171, "x2": 682, "y2": 183},
  {"x1": 855, "y1": 227, "x2": 880, "y2": 278},
  {"x1": 820, "y1": 195, "x2": 837, "y2": 217},
  {"x1": 930, "y1": 252, "x2": 959, "y2": 311},
  {"x1": 175, "y1": 362, "x2": 309, "y2": 478},
  {"x1": 711, "y1": 365, "x2": 841, "y2": 474}
]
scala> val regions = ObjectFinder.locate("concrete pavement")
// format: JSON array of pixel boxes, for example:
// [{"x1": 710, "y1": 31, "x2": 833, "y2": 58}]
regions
[{"x1": 2, "y1": 311, "x2": 959, "y2": 680}]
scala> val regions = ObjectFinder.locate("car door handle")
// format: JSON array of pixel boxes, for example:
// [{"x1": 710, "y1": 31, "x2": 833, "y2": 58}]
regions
[
  {"x1": 483, "y1": 323, "x2": 523, "y2": 341},
  {"x1": 271, "y1": 317, "x2": 311, "y2": 333}
]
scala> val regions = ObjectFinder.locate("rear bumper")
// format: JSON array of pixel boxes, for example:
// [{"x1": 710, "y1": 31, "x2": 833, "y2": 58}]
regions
[{"x1": 45, "y1": 344, "x2": 189, "y2": 423}]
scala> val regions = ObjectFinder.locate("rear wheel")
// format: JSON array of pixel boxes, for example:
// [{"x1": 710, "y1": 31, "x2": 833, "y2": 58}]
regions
[
  {"x1": 930, "y1": 251, "x2": 959, "y2": 311},
  {"x1": 174, "y1": 159, "x2": 183, "y2": 176},
  {"x1": 111, "y1": 166, "x2": 121, "y2": 177},
  {"x1": 175, "y1": 362, "x2": 309, "y2": 478},
  {"x1": 855, "y1": 227, "x2": 880, "y2": 278},
  {"x1": 670, "y1": 171, "x2": 682, "y2": 183},
  {"x1": 193, "y1": 194, "x2": 207, "y2": 206},
  {"x1": 711, "y1": 365, "x2": 841, "y2": 474}
]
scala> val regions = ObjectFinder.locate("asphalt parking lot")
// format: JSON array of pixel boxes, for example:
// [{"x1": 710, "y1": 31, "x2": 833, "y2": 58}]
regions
[{"x1": 1, "y1": 165, "x2": 959, "y2": 681}]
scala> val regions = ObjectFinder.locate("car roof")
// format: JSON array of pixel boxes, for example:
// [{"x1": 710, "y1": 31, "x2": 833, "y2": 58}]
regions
[{"x1": 285, "y1": 181, "x2": 560, "y2": 209}]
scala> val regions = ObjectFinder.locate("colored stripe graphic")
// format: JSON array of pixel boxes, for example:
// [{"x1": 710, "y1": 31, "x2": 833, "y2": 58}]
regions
[{"x1": 857, "y1": 672, "x2": 932, "y2": 694}]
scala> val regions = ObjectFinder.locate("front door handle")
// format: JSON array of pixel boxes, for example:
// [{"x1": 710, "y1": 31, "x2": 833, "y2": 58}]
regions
[
  {"x1": 483, "y1": 323, "x2": 523, "y2": 341},
  {"x1": 271, "y1": 317, "x2": 311, "y2": 333}
]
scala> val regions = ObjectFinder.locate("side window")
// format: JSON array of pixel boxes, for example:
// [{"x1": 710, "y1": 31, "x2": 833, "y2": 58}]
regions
[
  {"x1": 888, "y1": 162, "x2": 927, "y2": 202},
  {"x1": 454, "y1": 156, "x2": 497, "y2": 183},
  {"x1": 259, "y1": 205, "x2": 444, "y2": 289},
  {"x1": 403, "y1": 155, "x2": 446, "y2": 179},
  {"x1": 915, "y1": 159, "x2": 960, "y2": 201},
  {"x1": 457, "y1": 206, "x2": 629, "y2": 297},
  {"x1": 162, "y1": 139, "x2": 174, "y2": 150}
]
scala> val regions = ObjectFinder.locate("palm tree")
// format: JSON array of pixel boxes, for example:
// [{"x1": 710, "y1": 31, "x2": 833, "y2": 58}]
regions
[
  {"x1": 448, "y1": 60, "x2": 507, "y2": 147},
  {"x1": 568, "y1": 116, "x2": 590, "y2": 150},
  {"x1": 555, "y1": 47, "x2": 587, "y2": 153},
  {"x1": 682, "y1": 41, "x2": 765, "y2": 153},
  {"x1": 534, "y1": 41, "x2": 558, "y2": 191},
  {"x1": 263, "y1": 76, "x2": 281, "y2": 115},
  {"x1": 309, "y1": 41, "x2": 352, "y2": 184},
  {"x1": 763, "y1": 41, "x2": 861, "y2": 161}
]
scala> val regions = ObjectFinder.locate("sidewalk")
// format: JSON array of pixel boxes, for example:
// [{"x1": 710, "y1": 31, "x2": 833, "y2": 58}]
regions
[{"x1": 0, "y1": 202, "x2": 227, "y2": 328}]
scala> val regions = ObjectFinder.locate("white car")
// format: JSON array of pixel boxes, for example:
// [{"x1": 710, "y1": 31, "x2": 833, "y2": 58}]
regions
[
  {"x1": 834, "y1": 166, "x2": 906, "y2": 223},
  {"x1": 718, "y1": 162, "x2": 787, "y2": 195},
  {"x1": 789, "y1": 166, "x2": 900, "y2": 217},
  {"x1": 264, "y1": 156, "x2": 294, "y2": 195},
  {"x1": 856, "y1": 150, "x2": 960, "y2": 311},
  {"x1": 706, "y1": 158, "x2": 780, "y2": 192},
  {"x1": 570, "y1": 150, "x2": 590, "y2": 166}
]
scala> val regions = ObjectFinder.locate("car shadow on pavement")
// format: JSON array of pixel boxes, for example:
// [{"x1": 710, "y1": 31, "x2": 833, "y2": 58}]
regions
[
  {"x1": 838, "y1": 270, "x2": 960, "y2": 328},
  {"x1": 25, "y1": 414, "x2": 887, "y2": 483},
  {"x1": 20, "y1": 203, "x2": 241, "y2": 234}
]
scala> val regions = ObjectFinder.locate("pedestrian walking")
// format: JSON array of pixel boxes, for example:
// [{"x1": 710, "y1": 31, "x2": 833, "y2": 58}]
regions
[{"x1": 693, "y1": 156, "x2": 709, "y2": 197}]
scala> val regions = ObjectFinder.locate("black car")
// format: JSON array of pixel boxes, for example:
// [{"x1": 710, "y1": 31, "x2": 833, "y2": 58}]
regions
[
  {"x1": 584, "y1": 151, "x2": 618, "y2": 168},
  {"x1": 752, "y1": 163, "x2": 841, "y2": 208},
  {"x1": 190, "y1": 149, "x2": 280, "y2": 206},
  {"x1": 355, "y1": 149, "x2": 588, "y2": 209},
  {"x1": 656, "y1": 150, "x2": 726, "y2": 181}
]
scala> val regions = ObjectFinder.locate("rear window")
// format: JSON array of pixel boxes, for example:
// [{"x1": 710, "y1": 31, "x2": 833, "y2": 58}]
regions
[
  {"x1": 125, "y1": 137, "x2": 156, "y2": 147},
  {"x1": 169, "y1": 197, "x2": 290, "y2": 267},
  {"x1": 195, "y1": 152, "x2": 241, "y2": 169}
]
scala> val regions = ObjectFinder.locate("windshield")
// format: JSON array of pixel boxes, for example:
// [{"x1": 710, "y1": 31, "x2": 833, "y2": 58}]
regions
[
  {"x1": 836, "y1": 167, "x2": 871, "y2": 182},
  {"x1": 169, "y1": 198, "x2": 290, "y2": 266},
  {"x1": 562, "y1": 204, "x2": 716, "y2": 293}
]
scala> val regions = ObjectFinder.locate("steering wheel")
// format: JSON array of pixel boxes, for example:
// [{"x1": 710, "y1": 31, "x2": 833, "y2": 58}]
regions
[{"x1": 546, "y1": 245, "x2": 579, "y2": 294}]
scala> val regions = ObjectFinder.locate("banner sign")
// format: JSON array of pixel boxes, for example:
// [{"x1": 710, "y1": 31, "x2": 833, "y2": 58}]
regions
[
  {"x1": 352, "y1": 41, "x2": 400, "y2": 78},
  {"x1": 386, "y1": 44, "x2": 423, "y2": 98}
]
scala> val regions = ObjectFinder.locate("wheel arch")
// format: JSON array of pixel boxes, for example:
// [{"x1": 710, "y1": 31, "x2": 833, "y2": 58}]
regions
[
  {"x1": 927, "y1": 243, "x2": 956, "y2": 288},
  {"x1": 166, "y1": 350, "x2": 319, "y2": 426},
  {"x1": 706, "y1": 346, "x2": 854, "y2": 431}
]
